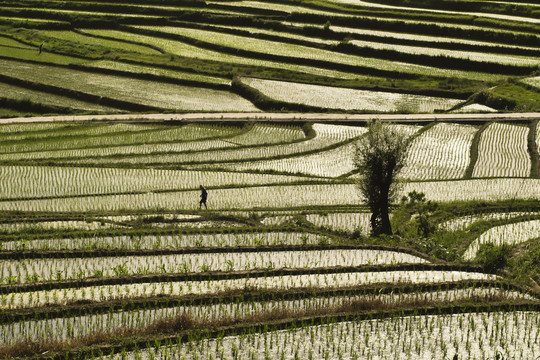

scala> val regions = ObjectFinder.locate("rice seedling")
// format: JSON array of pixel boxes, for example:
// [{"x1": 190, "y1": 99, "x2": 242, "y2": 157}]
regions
[
  {"x1": 0, "y1": 59, "x2": 259, "y2": 112},
  {"x1": 439, "y1": 211, "x2": 540, "y2": 232},
  {"x1": 0, "y1": 82, "x2": 119, "y2": 112},
  {"x1": 306, "y1": 212, "x2": 372, "y2": 234},
  {"x1": 40, "y1": 30, "x2": 162, "y2": 55},
  {"x1": 0, "y1": 232, "x2": 321, "y2": 251},
  {"x1": 400, "y1": 123, "x2": 477, "y2": 180},
  {"x1": 0, "y1": 166, "x2": 315, "y2": 200},
  {"x1": 239, "y1": 77, "x2": 462, "y2": 112},
  {"x1": 0, "y1": 249, "x2": 428, "y2": 283},
  {"x1": 1, "y1": 286, "x2": 533, "y2": 346},
  {"x1": 472, "y1": 122, "x2": 530, "y2": 178},
  {"x1": 463, "y1": 219, "x2": 540, "y2": 260},
  {"x1": 2, "y1": 270, "x2": 498, "y2": 309},
  {"x1": 82, "y1": 29, "x2": 363, "y2": 80}
]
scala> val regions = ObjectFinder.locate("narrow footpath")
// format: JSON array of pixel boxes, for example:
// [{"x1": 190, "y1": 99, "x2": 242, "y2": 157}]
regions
[{"x1": 1, "y1": 112, "x2": 539, "y2": 124}]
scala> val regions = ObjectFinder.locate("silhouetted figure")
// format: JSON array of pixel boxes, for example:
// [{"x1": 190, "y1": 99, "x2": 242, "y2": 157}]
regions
[
  {"x1": 199, "y1": 185, "x2": 208, "y2": 209},
  {"x1": 38, "y1": 43, "x2": 43, "y2": 55}
]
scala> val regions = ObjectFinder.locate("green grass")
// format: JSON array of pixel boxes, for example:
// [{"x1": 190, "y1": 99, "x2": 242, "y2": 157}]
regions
[
  {"x1": 488, "y1": 82, "x2": 540, "y2": 111},
  {"x1": 133, "y1": 25, "x2": 512, "y2": 81},
  {"x1": 0, "y1": 82, "x2": 119, "y2": 112},
  {"x1": 40, "y1": 30, "x2": 162, "y2": 55},
  {"x1": 0, "y1": 108, "x2": 29, "y2": 117},
  {"x1": 83, "y1": 28, "x2": 368, "y2": 81},
  {"x1": 0, "y1": 33, "x2": 90, "y2": 65},
  {"x1": 0, "y1": 58, "x2": 259, "y2": 112}
]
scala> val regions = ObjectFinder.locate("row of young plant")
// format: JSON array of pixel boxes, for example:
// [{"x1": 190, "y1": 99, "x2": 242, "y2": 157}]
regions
[
  {"x1": 3, "y1": 119, "x2": 537, "y2": 184},
  {"x1": 4, "y1": 0, "x2": 538, "y2": 41},
  {"x1": 3, "y1": 279, "x2": 530, "y2": 323},
  {"x1": 4, "y1": 120, "x2": 536, "y2": 182},
  {"x1": 95, "y1": 310, "x2": 540, "y2": 360},
  {"x1": 0, "y1": 265, "x2": 499, "y2": 307},
  {"x1": 138, "y1": 22, "x2": 539, "y2": 74},
  {"x1": 3, "y1": 302, "x2": 539, "y2": 359},
  {"x1": 2, "y1": 282, "x2": 536, "y2": 346},
  {"x1": 0, "y1": 247, "x2": 431, "y2": 284}
]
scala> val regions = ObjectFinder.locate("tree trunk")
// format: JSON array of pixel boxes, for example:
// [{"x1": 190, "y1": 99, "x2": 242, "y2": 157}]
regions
[
  {"x1": 370, "y1": 209, "x2": 382, "y2": 236},
  {"x1": 380, "y1": 204, "x2": 393, "y2": 236}
]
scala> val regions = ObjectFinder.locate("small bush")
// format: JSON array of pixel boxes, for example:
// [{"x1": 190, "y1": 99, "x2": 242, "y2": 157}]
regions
[
  {"x1": 475, "y1": 243, "x2": 510, "y2": 272},
  {"x1": 510, "y1": 239, "x2": 540, "y2": 282}
]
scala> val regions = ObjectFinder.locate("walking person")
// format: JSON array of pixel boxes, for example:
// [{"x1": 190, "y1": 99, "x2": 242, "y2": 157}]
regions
[
  {"x1": 199, "y1": 185, "x2": 208, "y2": 209},
  {"x1": 38, "y1": 43, "x2": 43, "y2": 55}
]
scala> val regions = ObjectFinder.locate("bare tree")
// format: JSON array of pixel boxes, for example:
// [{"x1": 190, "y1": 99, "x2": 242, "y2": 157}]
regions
[{"x1": 353, "y1": 120, "x2": 409, "y2": 236}]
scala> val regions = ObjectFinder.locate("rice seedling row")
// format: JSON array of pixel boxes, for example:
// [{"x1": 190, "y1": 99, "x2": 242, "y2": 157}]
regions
[
  {"x1": 2, "y1": 179, "x2": 539, "y2": 212},
  {"x1": 472, "y1": 122, "x2": 531, "y2": 178},
  {"x1": 217, "y1": 123, "x2": 305, "y2": 146},
  {"x1": 88, "y1": 60, "x2": 231, "y2": 86},
  {"x1": 239, "y1": 77, "x2": 463, "y2": 112},
  {"x1": 327, "y1": 24, "x2": 540, "y2": 51},
  {"x1": 0, "y1": 58, "x2": 259, "y2": 112},
  {"x1": 0, "y1": 249, "x2": 428, "y2": 284},
  {"x1": 0, "y1": 166, "x2": 316, "y2": 200},
  {"x1": 0, "y1": 138, "x2": 239, "y2": 162},
  {"x1": 333, "y1": 0, "x2": 540, "y2": 24},
  {"x1": 0, "y1": 120, "x2": 74, "y2": 134},
  {"x1": 2, "y1": 286, "x2": 532, "y2": 346},
  {"x1": 40, "y1": 30, "x2": 162, "y2": 55},
  {"x1": 260, "y1": 215, "x2": 296, "y2": 226},
  {"x1": 131, "y1": 25, "x2": 512, "y2": 81},
  {"x1": 400, "y1": 122, "x2": 477, "y2": 180},
  {"x1": 82, "y1": 29, "x2": 364, "y2": 81},
  {"x1": 0, "y1": 220, "x2": 116, "y2": 233},
  {"x1": 306, "y1": 212, "x2": 373, "y2": 235},
  {"x1": 0, "y1": 232, "x2": 325, "y2": 251},
  {"x1": 101, "y1": 311, "x2": 540, "y2": 360},
  {"x1": 169, "y1": 125, "x2": 414, "y2": 176},
  {"x1": 213, "y1": 0, "x2": 540, "y2": 41},
  {"x1": 463, "y1": 219, "x2": 540, "y2": 260},
  {"x1": 59, "y1": 123, "x2": 363, "y2": 166},
  {"x1": 0, "y1": 270, "x2": 498, "y2": 309},
  {"x1": 0, "y1": 82, "x2": 118, "y2": 113},
  {"x1": 0, "y1": 122, "x2": 161, "y2": 143},
  {"x1": 450, "y1": 103, "x2": 498, "y2": 113},
  {"x1": 0, "y1": 124, "x2": 305, "y2": 162},
  {"x1": 439, "y1": 210, "x2": 540, "y2": 232},
  {"x1": 346, "y1": 39, "x2": 539, "y2": 66},
  {"x1": 522, "y1": 76, "x2": 540, "y2": 90},
  {"x1": 0, "y1": 123, "x2": 242, "y2": 154},
  {"x1": 204, "y1": 142, "x2": 356, "y2": 177},
  {"x1": 0, "y1": 6, "x2": 163, "y2": 19}
]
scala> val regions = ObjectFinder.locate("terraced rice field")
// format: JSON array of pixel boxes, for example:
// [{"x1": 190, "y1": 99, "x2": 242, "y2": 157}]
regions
[
  {"x1": 0, "y1": 119, "x2": 538, "y2": 359},
  {"x1": 472, "y1": 122, "x2": 530, "y2": 178},
  {"x1": 0, "y1": 0, "x2": 540, "y2": 356},
  {"x1": 401, "y1": 123, "x2": 477, "y2": 180},
  {"x1": 239, "y1": 77, "x2": 462, "y2": 112},
  {"x1": 464, "y1": 220, "x2": 540, "y2": 260},
  {"x1": 0, "y1": 0, "x2": 539, "y2": 113},
  {"x1": 0, "y1": 59, "x2": 259, "y2": 112}
]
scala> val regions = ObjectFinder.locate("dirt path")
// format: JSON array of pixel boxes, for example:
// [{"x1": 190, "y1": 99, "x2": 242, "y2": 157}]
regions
[{"x1": 1, "y1": 112, "x2": 539, "y2": 124}]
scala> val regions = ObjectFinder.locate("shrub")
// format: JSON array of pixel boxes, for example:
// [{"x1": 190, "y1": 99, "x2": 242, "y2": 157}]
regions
[
  {"x1": 510, "y1": 239, "x2": 540, "y2": 282},
  {"x1": 475, "y1": 243, "x2": 510, "y2": 272},
  {"x1": 393, "y1": 191, "x2": 438, "y2": 238}
]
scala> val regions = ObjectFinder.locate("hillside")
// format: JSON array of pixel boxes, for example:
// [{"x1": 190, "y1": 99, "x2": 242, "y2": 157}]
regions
[{"x1": 0, "y1": 0, "x2": 539, "y2": 116}]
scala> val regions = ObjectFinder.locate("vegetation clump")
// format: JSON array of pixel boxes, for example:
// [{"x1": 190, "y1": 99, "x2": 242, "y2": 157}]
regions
[{"x1": 354, "y1": 120, "x2": 409, "y2": 236}]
